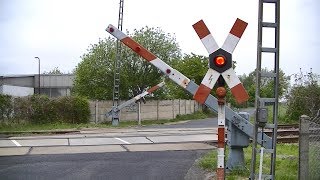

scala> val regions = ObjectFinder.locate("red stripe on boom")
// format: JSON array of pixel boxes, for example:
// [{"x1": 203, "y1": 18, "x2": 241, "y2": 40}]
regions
[
  {"x1": 193, "y1": 20, "x2": 211, "y2": 39},
  {"x1": 230, "y1": 18, "x2": 248, "y2": 38},
  {"x1": 121, "y1": 37, "x2": 157, "y2": 62},
  {"x1": 193, "y1": 84, "x2": 211, "y2": 104},
  {"x1": 147, "y1": 85, "x2": 160, "y2": 93}
]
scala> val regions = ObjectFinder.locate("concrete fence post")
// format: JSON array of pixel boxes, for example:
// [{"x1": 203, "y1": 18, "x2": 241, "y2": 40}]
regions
[
  {"x1": 157, "y1": 100, "x2": 159, "y2": 120},
  {"x1": 95, "y1": 100, "x2": 98, "y2": 124},
  {"x1": 172, "y1": 99, "x2": 175, "y2": 119},
  {"x1": 179, "y1": 99, "x2": 181, "y2": 115},
  {"x1": 299, "y1": 115, "x2": 310, "y2": 180},
  {"x1": 185, "y1": 99, "x2": 187, "y2": 114}
]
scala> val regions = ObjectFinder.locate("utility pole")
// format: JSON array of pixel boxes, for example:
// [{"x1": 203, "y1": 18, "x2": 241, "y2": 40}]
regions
[
  {"x1": 34, "y1": 57, "x2": 40, "y2": 95},
  {"x1": 112, "y1": 0, "x2": 124, "y2": 126},
  {"x1": 250, "y1": 0, "x2": 280, "y2": 179}
]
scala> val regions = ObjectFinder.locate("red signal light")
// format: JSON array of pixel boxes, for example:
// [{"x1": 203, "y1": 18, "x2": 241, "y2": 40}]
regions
[{"x1": 214, "y1": 56, "x2": 226, "y2": 67}]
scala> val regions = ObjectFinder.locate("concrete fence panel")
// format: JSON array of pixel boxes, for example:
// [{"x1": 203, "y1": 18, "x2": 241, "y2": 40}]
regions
[{"x1": 89, "y1": 99, "x2": 200, "y2": 123}]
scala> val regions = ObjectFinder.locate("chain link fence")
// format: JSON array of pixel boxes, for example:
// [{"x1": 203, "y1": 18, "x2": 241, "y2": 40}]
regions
[{"x1": 299, "y1": 110, "x2": 320, "y2": 180}]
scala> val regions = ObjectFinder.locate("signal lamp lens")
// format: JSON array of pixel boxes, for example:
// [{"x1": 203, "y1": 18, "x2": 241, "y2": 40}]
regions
[{"x1": 214, "y1": 56, "x2": 226, "y2": 67}]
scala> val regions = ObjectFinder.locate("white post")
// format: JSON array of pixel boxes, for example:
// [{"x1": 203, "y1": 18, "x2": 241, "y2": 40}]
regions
[{"x1": 258, "y1": 147, "x2": 264, "y2": 180}]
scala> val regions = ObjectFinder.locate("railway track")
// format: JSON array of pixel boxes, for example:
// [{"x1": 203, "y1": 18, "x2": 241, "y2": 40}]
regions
[
  {"x1": 263, "y1": 124, "x2": 299, "y2": 143},
  {"x1": 262, "y1": 124, "x2": 320, "y2": 143}
]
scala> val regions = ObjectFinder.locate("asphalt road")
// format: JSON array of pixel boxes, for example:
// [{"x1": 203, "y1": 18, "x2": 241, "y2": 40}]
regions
[{"x1": 0, "y1": 150, "x2": 209, "y2": 180}]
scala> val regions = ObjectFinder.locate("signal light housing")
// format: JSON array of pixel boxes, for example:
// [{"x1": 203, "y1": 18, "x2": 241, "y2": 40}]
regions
[{"x1": 209, "y1": 48, "x2": 232, "y2": 73}]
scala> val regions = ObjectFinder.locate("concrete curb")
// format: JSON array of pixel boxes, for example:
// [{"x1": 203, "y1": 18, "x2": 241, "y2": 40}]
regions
[
  {"x1": 0, "y1": 130, "x2": 80, "y2": 135},
  {"x1": 185, "y1": 156, "x2": 215, "y2": 180}
]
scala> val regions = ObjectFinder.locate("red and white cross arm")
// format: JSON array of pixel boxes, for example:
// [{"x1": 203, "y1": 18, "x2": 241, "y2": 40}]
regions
[
  {"x1": 193, "y1": 20, "x2": 219, "y2": 54},
  {"x1": 192, "y1": 20, "x2": 220, "y2": 104},
  {"x1": 221, "y1": 18, "x2": 248, "y2": 54},
  {"x1": 193, "y1": 68, "x2": 220, "y2": 104},
  {"x1": 222, "y1": 68, "x2": 249, "y2": 104},
  {"x1": 106, "y1": 25, "x2": 190, "y2": 89}
]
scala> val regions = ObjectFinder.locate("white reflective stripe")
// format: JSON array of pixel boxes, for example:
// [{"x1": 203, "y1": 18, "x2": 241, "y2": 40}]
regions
[
  {"x1": 201, "y1": 68, "x2": 220, "y2": 89},
  {"x1": 201, "y1": 34, "x2": 219, "y2": 54},
  {"x1": 221, "y1": 68, "x2": 241, "y2": 88},
  {"x1": 157, "y1": 82, "x2": 165, "y2": 88},
  {"x1": 259, "y1": 147, "x2": 264, "y2": 180},
  {"x1": 217, "y1": 148, "x2": 224, "y2": 155},
  {"x1": 221, "y1": 33, "x2": 240, "y2": 54},
  {"x1": 115, "y1": 137, "x2": 131, "y2": 144},
  {"x1": 217, "y1": 151, "x2": 225, "y2": 168},
  {"x1": 217, "y1": 105, "x2": 225, "y2": 125},
  {"x1": 11, "y1": 140, "x2": 21, "y2": 147},
  {"x1": 134, "y1": 91, "x2": 148, "y2": 100},
  {"x1": 150, "y1": 58, "x2": 171, "y2": 74},
  {"x1": 169, "y1": 69, "x2": 191, "y2": 89},
  {"x1": 106, "y1": 24, "x2": 128, "y2": 40}
]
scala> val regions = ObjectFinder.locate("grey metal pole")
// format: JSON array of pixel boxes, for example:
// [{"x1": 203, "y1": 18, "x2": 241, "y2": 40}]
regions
[
  {"x1": 34, "y1": 57, "x2": 40, "y2": 95},
  {"x1": 138, "y1": 101, "x2": 141, "y2": 126}
]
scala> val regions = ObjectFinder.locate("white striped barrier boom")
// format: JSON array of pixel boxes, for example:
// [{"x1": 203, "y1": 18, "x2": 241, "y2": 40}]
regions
[{"x1": 107, "y1": 82, "x2": 165, "y2": 117}]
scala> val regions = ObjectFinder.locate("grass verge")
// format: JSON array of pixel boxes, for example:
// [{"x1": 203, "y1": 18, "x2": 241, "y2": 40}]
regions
[
  {"x1": 199, "y1": 143, "x2": 298, "y2": 179},
  {"x1": 0, "y1": 111, "x2": 211, "y2": 134},
  {"x1": 248, "y1": 104, "x2": 298, "y2": 125}
]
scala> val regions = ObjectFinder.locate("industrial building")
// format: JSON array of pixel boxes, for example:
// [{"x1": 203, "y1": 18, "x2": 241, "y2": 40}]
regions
[{"x1": 0, "y1": 74, "x2": 74, "y2": 97}]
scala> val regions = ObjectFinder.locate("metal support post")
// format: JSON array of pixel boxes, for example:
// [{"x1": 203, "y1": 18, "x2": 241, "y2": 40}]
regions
[
  {"x1": 216, "y1": 86, "x2": 226, "y2": 180},
  {"x1": 112, "y1": 0, "x2": 124, "y2": 125},
  {"x1": 111, "y1": 106, "x2": 120, "y2": 126},
  {"x1": 138, "y1": 101, "x2": 141, "y2": 126},
  {"x1": 250, "y1": 0, "x2": 280, "y2": 179}
]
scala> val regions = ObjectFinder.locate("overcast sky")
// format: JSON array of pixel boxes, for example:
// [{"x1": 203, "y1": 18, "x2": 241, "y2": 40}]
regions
[{"x1": 0, "y1": 0, "x2": 319, "y2": 77}]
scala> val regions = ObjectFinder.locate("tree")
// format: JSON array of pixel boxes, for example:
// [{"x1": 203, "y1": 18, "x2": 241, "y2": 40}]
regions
[
  {"x1": 73, "y1": 38, "x2": 115, "y2": 100},
  {"x1": 73, "y1": 27, "x2": 181, "y2": 100},
  {"x1": 286, "y1": 69, "x2": 320, "y2": 121},
  {"x1": 237, "y1": 68, "x2": 290, "y2": 107},
  {"x1": 43, "y1": 67, "x2": 63, "y2": 74},
  {"x1": 164, "y1": 54, "x2": 208, "y2": 99}
]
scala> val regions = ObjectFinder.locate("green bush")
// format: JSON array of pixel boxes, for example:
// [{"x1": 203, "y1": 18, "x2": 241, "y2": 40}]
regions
[
  {"x1": 72, "y1": 96, "x2": 90, "y2": 123},
  {"x1": 286, "y1": 70, "x2": 320, "y2": 120},
  {"x1": 13, "y1": 96, "x2": 30, "y2": 123},
  {"x1": 30, "y1": 95, "x2": 55, "y2": 124},
  {"x1": 0, "y1": 94, "x2": 13, "y2": 121},
  {"x1": 55, "y1": 96, "x2": 90, "y2": 124},
  {"x1": 10, "y1": 95, "x2": 90, "y2": 124}
]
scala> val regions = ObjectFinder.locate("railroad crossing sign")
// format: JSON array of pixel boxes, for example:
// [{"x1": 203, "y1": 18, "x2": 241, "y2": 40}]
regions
[
  {"x1": 192, "y1": 18, "x2": 249, "y2": 105},
  {"x1": 192, "y1": 18, "x2": 249, "y2": 179}
]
